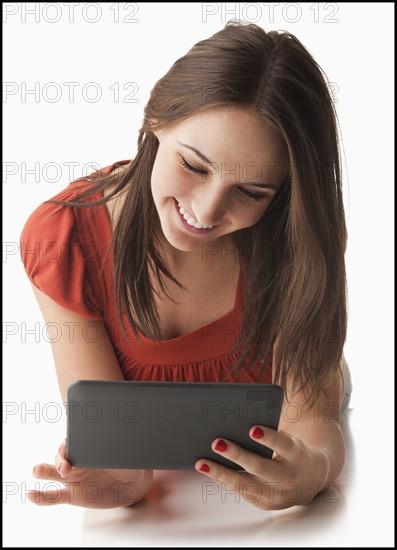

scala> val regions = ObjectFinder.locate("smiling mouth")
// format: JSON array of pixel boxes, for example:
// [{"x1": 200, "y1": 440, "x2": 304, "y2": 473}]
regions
[
  {"x1": 173, "y1": 198, "x2": 218, "y2": 234},
  {"x1": 174, "y1": 198, "x2": 215, "y2": 229}
]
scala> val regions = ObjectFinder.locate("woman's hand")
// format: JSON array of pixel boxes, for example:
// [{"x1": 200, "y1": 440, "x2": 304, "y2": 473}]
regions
[
  {"x1": 195, "y1": 426, "x2": 331, "y2": 510},
  {"x1": 27, "y1": 440, "x2": 153, "y2": 509}
]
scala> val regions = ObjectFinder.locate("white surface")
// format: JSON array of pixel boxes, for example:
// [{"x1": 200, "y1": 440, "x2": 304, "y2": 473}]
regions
[
  {"x1": 3, "y1": 2, "x2": 394, "y2": 547},
  {"x1": 5, "y1": 408, "x2": 393, "y2": 547}
]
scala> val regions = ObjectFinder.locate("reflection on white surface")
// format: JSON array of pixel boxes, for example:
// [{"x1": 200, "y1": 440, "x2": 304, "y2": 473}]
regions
[
  {"x1": 79, "y1": 410, "x2": 356, "y2": 547},
  {"x1": 4, "y1": 402, "x2": 394, "y2": 547}
]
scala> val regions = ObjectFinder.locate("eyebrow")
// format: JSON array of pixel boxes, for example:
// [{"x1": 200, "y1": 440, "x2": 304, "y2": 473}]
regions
[
  {"x1": 177, "y1": 141, "x2": 216, "y2": 167},
  {"x1": 177, "y1": 141, "x2": 280, "y2": 191}
]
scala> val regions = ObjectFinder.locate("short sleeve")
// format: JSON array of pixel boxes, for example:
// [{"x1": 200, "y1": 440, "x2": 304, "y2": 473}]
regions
[{"x1": 20, "y1": 196, "x2": 103, "y2": 320}]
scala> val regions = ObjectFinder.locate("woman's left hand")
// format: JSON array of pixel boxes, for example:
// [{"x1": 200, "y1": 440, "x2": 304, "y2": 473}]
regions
[{"x1": 195, "y1": 425, "x2": 330, "y2": 510}]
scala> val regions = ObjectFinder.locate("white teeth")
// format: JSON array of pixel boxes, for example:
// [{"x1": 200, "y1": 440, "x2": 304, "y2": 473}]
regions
[{"x1": 177, "y1": 200, "x2": 213, "y2": 229}]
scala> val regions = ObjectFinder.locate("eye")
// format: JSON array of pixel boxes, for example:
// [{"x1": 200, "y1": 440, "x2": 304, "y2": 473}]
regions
[
  {"x1": 180, "y1": 157, "x2": 208, "y2": 175},
  {"x1": 238, "y1": 188, "x2": 267, "y2": 202}
]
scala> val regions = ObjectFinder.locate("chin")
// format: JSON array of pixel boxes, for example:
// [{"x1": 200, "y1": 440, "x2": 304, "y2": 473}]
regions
[
  {"x1": 159, "y1": 224, "x2": 195, "y2": 253},
  {"x1": 168, "y1": 234, "x2": 197, "y2": 252}
]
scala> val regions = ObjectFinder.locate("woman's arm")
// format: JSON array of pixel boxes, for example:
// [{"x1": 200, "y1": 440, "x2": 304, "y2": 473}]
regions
[
  {"x1": 194, "y1": 365, "x2": 346, "y2": 510},
  {"x1": 277, "y1": 372, "x2": 346, "y2": 492},
  {"x1": 30, "y1": 284, "x2": 125, "y2": 404},
  {"x1": 27, "y1": 284, "x2": 153, "y2": 508}
]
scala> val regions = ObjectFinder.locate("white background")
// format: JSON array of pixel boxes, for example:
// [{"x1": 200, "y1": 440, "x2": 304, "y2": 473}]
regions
[{"x1": 3, "y1": 2, "x2": 394, "y2": 547}]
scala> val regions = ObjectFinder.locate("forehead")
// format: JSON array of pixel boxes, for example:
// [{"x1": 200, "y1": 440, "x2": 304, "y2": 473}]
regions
[{"x1": 172, "y1": 106, "x2": 288, "y2": 172}]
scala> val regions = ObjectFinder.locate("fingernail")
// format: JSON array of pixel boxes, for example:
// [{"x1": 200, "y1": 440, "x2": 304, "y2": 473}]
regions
[
  {"x1": 57, "y1": 463, "x2": 62, "y2": 474},
  {"x1": 199, "y1": 463, "x2": 210, "y2": 473},
  {"x1": 252, "y1": 427, "x2": 264, "y2": 439},
  {"x1": 32, "y1": 465, "x2": 39, "y2": 476},
  {"x1": 214, "y1": 439, "x2": 228, "y2": 452}
]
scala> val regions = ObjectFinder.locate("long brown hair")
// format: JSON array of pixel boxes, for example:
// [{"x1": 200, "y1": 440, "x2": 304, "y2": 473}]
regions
[{"x1": 45, "y1": 21, "x2": 348, "y2": 406}]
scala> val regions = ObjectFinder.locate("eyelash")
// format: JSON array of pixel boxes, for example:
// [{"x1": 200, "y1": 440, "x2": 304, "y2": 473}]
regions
[
  {"x1": 179, "y1": 158, "x2": 267, "y2": 202},
  {"x1": 180, "y1": 158, "x2": 207, "y2": 175}
]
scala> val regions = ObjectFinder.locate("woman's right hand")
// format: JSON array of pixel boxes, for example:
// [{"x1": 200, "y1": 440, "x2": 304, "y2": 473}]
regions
[{"x1": 27, "y1": 440, "x2": 153, "y2": 509}]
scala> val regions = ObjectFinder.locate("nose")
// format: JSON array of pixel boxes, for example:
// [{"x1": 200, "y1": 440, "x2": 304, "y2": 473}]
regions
[{"x1": 192, "y1": 187, "x2": 227, "y2": 227}]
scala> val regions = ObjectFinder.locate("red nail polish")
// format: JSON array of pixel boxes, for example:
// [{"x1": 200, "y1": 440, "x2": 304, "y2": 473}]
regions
[
  {"x1": 252, "y1": 427, "x2": 264, "y2": 439},
  {"x1": 215, "y1": 439, "x2": 228, "y2": 452},
  {"x1": 199, "y1": 464, "x2": 210, "y2": 473}
]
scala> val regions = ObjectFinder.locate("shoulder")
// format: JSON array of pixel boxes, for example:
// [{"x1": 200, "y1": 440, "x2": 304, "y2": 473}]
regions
[
  {"x1": 19, "y1": 160, "x2": 131, "y2": 318},
  {"x1": 19, "y1": 182, "x2": 101, "y2": 318},
  {"x1": 20, "y1": 159, "x2": 130, "y2": 246},
  {"x1": 19, "y1": 179, "x2": 94, "y2": 262}
]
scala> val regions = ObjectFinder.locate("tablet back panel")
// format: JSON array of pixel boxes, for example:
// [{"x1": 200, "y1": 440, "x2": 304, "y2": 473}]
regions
[{"x1": 66, "y1": 381, "x2": 284, "y2": 470}]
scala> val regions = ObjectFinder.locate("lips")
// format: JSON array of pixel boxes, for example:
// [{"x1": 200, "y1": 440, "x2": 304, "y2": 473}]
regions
[
  {"x1": 174, "y1": 198, "x2": 212, "y2": 228},
  {"x1": 173, "y1": 198, "x2": 217, "y2": 234}
]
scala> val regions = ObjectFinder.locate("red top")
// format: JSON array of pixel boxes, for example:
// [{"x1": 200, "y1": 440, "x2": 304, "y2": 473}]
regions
[{"x1": 20, "y1": 160, "x2": 272, "y2": 384}]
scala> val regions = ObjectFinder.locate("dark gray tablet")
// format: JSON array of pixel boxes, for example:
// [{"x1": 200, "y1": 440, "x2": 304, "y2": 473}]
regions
[{"x1": 66, "y1": 380, "x2": 284, "y2": 470}]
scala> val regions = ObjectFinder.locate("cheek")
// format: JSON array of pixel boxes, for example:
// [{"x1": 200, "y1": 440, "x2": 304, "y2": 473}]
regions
[
  {"x1": 235, "y1": 204, "x2": 268, "y2": 228},
  {"x1": 150, "y1": 155, "x2": 163, "y2": 195},
  {"x1": 168, "y1": 171, "x2": 190, "y2": 196},
  {"x1": 151, "y1": 155, "x2": 187, "y2": 197}
]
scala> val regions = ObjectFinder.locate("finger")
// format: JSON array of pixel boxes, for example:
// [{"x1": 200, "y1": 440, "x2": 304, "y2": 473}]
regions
[
  {"x1": 27, "y1": 488, "x2": 72, "y2": 507},
  {"x1": 33, "y1": 463, "x2": 64, "y2": 482},
  {"x1": 54, "y1": 455, "x2": 70, "y2": 478},
  {"x1": 194, "y1": 460, "x2": 273, "y2": 506},
  {"x1": 249, "y1": 426, "x2": 296, "y2": 460},
  {"x1": 195, "y1": 459, "x2": 250, "y2": 491},
  {"x1": 207, "y1": 438, "x2": 280, "y2": 479},
  {"x1": 55, "y1": 441, "x2": 73, "y2": 478},
  {"x1": 218, "y1": 438, "x2": 277, "y2": 478},
  {"x1": 58, "y1": 439, "x2": 67, "y2": 460}
]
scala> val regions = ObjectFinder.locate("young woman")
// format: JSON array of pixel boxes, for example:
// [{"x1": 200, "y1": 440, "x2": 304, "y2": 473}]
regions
[{"x1": 20, "y1": 21, "x2": 351, "y2": 510}]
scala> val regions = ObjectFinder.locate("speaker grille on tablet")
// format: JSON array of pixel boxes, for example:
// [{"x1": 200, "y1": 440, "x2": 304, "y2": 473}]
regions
[{"x1": 246, "y1": 389, "x2": 280, "y2": 406}]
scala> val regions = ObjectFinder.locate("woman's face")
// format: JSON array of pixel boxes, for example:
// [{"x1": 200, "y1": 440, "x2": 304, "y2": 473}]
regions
[{"x1": 151, "y1": 106, "x2": 288, "y2": 257}]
